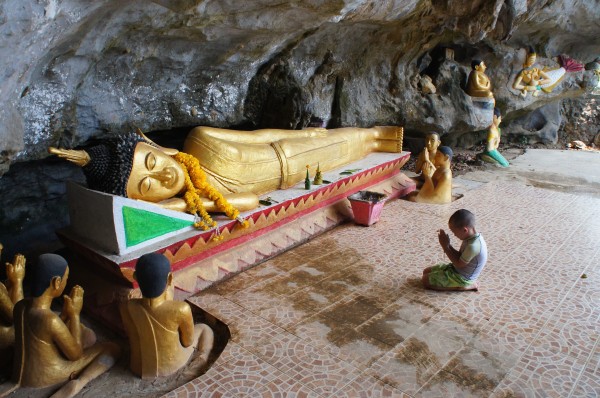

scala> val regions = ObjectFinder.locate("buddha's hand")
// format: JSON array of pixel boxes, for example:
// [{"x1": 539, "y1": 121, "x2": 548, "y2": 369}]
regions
[
  {"x1": 438, "y1": 229, "x2": 450, "y2": 249},
  {"x1": 63, "y1": 285, "x2": 84, "y2": 319},
  {"x1": 6, "y1": 254, "x2": 25, "y2": 284}
]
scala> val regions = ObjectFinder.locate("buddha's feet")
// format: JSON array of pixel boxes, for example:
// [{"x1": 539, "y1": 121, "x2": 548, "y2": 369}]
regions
[{"x1": 373, "y1": 126, "x2": 403, "y2": 153}]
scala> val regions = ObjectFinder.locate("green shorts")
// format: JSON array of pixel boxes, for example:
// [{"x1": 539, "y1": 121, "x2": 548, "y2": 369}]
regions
[{"x1": 428, "y1": 263, "x2": 475, "y2": 288}]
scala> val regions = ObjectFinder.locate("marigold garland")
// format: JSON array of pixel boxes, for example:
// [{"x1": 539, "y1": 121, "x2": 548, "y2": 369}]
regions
[{"x1": 174, "y1": 152, "x2": 249, "y2": 232}]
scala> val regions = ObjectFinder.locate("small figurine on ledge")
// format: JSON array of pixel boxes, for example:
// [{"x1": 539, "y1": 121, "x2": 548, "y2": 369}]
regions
[
  {"x1": 422, "y1": 209, "x2": 488, "y2": 291},
  {"x1": 513, "y1": 46, "x2": 551, "y2": 98},
  {"x1": 11, "y1": 254, "x2": 121, "y2": 398},
  {"x1": 414, "y1": 132, "x2": 441, "y2": 179},
  {"x1": 479, "y1": 108, "x2": 509, "y2": 167},
  {"x1": 466, "y1": 59, "x2": 494, "y2": 100},
  {"x1": 120, "y1": 253, "x2": 214, "y2": 380},
  {"x1": 313, "y1": 163, "x2": 323, "y2": 185},
  {"x1": 412, "y1": 146, "x2": 453, "y2": 204}
]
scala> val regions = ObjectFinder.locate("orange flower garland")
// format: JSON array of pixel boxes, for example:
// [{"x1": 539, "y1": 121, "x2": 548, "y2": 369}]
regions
[{"x1": 174, "y1": 152, "x2": 249, "y2": 232}]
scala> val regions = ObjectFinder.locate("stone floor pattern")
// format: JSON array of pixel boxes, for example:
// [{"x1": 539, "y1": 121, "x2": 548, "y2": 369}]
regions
[{"x1": 165, "y1": 181, "x2": 600, "y2": 397}]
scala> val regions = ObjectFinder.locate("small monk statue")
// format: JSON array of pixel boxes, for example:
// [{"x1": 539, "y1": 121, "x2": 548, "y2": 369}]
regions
[
  {"x1": 50, "y1": 126, "x2": 403, "y2": 230},
  {"x1": 11, "y1": 254, "x2": 121, "y2": 398},
  {"x1": 466, "y1": 59, "x2": 494, "y2": 99},
  {"x1": 479, "y1": 108, "x2": 509, "y2": 167},
  {"x1": 513, "y1": 46, "x2": 551, "y2": 98},
  {"x1": 414, "y1": 132, "x2": 441, "y2": 178},
  {"x1": 412, "y1": 146, "x2": 453, "y2": 204},
  {"x1": 0, "y1": 246, "x2": 25, "y2": 373},
  {"x1": 120, "y1": 253, "x2": 214, "y2": 379}
]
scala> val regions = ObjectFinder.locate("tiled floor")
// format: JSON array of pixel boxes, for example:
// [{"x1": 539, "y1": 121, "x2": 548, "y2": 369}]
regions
[{"x1": 166, "y1": 181, "x2": 599, "y2": 397}]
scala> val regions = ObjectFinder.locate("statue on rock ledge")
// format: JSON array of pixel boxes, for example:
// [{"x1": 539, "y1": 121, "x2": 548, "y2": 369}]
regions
[
  {"x1": 479, "y1": 108, "x2": 509, "y2": 167},
  {"x1": 120, "y1": 253, "x2": 214, "y2": 380},
  {"x1": 466, "y1": 59, "x2": 494, "y2": 100},
  {"x1": 512, "y1": 47, "x2": 552, "y2": 98},
  {"x1": 11, "y1": 254, "x2": 121, "y2": 398},
  {"x1": 50, "y1": 126, "x2": 403, "y2": 230}
]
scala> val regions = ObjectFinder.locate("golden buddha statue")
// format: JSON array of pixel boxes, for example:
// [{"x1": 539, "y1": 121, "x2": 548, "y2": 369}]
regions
[
  {"x1": 0, "y1": 247, "x2": 25, "y2": 353},
  {"x1": 50, "y1": 126, "x2": 402, "y2": 229},
  {"x1": 119, "y1": 253, "x2": 214, "y2": 379},
  {"x1": 479, "y1": 108, "x2": 509, "y2": 167},
  {"x1": 412, "y1": 146, "x2": 453, "y2": 204},
  {"x1": 513, "y1": 47, "x2": 551, "y2": 98},
  {"x1": 415, "y1": 132, "x2": 440, "y2": 178},
  {"x1": 11, "y1": 254, "x2": 121, "y2": 398},
  {"x1": 466, "y1": 59, "x2": 494, "y2": 99},
  {"x1": 183, "y1": 125, "x2": 403, "y2": 195}
]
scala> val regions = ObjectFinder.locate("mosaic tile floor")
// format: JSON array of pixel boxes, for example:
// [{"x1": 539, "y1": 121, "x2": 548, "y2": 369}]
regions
[{"x1": 166, "y1": 180, "x2": 599, "y2": 397}]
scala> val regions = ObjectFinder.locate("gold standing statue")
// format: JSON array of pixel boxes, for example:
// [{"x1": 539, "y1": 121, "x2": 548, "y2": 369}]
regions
[
  {"x1": 11, "y1": 254, "x2": 121, "y2": 398},
  {"x1": 120, "y1": 253, "x2": 214, "y2": 379}
]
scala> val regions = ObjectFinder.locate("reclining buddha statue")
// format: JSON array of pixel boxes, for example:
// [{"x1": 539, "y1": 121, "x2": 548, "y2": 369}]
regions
[{"x1": 50, "y1": 126, "x2": 403, "y2": 230}]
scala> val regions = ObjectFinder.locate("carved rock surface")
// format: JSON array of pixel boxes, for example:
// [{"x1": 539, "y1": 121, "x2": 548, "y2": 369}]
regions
[{"x1": 0, "y1": 0, "x2": 599, "y2": 253}]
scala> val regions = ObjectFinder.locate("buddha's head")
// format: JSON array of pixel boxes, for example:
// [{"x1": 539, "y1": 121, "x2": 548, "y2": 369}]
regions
[
  {"x1": 50, "y1": 131, "x2": 185, "y2": 202},
  {"x1": 425, "y1": 133, "x2": 441, "y2": 153},
  {"x1": 471, "y1": 59, "x2": 486, "y2": 73},
  {"x1": 134, "y1": 253, "x2": 172, "y2": 299},
  {"x1": 126, "y1": 142, "x2": 185, "y2": 202},
  {"x1": 32, "y1": 254, "x2": 69, "y2": 298}
]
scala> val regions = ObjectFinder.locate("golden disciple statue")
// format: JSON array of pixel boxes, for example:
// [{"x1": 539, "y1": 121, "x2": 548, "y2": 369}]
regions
[
  {"x1": 513, "y1": 47, "x2": 551, "y2": 98},
  {"x1": 49, "y1": 126, "x2": 402, "y2": 229},
  {"x1": 412, "y1": 146, "x2": 453, "y2": 204},
  {"x1": 120, "y1": 253, "x2": 214, "y2": 379},
  {"x1": 11, "y1": 254, "x2": 121, "y2": 398},
  {"x1": 466, "y1": 59, "x2": 494, "y2": 99},
  {"x1": 0, "y1": 245, "x2": 25, "y2": 361},
  {"x1": 414, "y1": 132, "x2": 440, "y2": 178}
]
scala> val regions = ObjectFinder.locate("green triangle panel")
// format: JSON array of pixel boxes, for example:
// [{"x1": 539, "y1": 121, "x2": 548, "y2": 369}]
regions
[{"x1": 122, "y1": 206, "x2": 193, "y2": 247}]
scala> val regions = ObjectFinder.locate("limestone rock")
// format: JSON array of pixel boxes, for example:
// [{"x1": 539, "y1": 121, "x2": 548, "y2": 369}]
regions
[{"x1": 1, "y1": 0, "x2": 599, "y2": 254}]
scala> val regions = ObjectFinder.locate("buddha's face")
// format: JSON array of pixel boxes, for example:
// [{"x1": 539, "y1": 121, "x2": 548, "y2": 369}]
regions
[
  {"x1": 426, "y1": 134, "x2": 441, "y2": 153},
  {"x1": 126, "y1": 142, "x2": 185, "y2": 202}
]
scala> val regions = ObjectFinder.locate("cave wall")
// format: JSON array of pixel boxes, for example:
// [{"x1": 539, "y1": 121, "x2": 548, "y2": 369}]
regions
[{"x1": 1, "y1": 0, "x2": 599, "y2": 256}]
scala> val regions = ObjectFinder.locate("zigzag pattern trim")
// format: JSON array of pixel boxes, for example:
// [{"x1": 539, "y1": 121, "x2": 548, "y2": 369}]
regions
[
  {"x1": 170, "y1": 172, "x2": 414, "y2": 293},
  {"x1": 163, "y1": 158, "x2": 405, "y2": 266}
]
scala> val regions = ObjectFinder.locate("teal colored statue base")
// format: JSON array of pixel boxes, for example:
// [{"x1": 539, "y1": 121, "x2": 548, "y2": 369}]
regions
[{"x1": 480, "y1": 149, "x2": 509, "y2": 167}]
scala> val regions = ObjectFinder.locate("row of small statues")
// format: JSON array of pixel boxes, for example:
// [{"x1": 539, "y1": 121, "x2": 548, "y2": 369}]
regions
[
  {"x1": 0, "y1": 245, "x2": 213, "y2": 398},
  {"x1": 463, "y1": 47, "x2": 584, "y2": 101}
]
